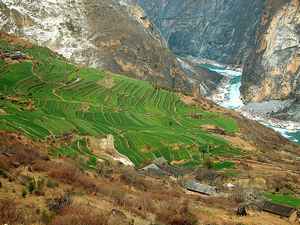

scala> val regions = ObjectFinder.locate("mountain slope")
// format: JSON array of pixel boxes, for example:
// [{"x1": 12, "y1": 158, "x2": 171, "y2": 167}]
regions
[
  {"x1": 1, "y1": 33, "x2": 299, "y2": 168},
  {"x1": 0, "y1": 33, "x2": 241, "y2": 168},
  {"x1": 0, "y1": 0, "x2": 207, "y2": 94}
]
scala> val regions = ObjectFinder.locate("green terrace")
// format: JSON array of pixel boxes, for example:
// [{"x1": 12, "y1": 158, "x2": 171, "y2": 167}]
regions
[
  {"x1": 0, "y1": 38, "x2": 240, "y2": 168},
  {"x1": 264, "y1": 192, "x2": 300, "y2": 208}
]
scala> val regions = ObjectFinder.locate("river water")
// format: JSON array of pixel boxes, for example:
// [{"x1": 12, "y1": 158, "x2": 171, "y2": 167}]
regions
[{"x1": 205, "y1": 65, "x2": 300, "y2": 144}]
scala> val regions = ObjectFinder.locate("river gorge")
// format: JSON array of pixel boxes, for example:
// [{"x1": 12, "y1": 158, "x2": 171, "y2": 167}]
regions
[{"x1": 206, "y1": 65, "x2": 300, "y2": 144}]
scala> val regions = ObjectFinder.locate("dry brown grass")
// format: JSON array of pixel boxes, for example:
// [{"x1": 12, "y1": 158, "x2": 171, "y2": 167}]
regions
[
  {"x1": 0, "y1": 132, "x2": 49, "y2": 171},
  {"x1": 120, "y1": 167, "x2": 148, "y2": 191},
  {"x1": 33, "y1": 160, "x2": 99, "y2": 193},
  {"x1": 50, "y1": 205, "x2": 108, "y2": 225},
  {"x1": 0, "y1": 198, "x2": 26, "y2": 225},
  {"x1": 155, "y1": 199, "x2": 198, "y2": 225}
]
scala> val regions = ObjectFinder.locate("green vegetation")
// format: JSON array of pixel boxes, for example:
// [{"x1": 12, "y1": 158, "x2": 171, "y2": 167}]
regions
[
  {"x1": 264, "y1": 192, "x2": 300, "y2": 208},
  {"x1": 0, "y1": 38, "x2": 240, "y2": 167},
  {"x1": 212, "y1": 161, "x2": 235, "y2": 170}
]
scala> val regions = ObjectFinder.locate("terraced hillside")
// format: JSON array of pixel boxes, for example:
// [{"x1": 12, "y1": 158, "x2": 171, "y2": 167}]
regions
[{"x1": 0, "y1": 33, "x2": 243, "y2": 168}]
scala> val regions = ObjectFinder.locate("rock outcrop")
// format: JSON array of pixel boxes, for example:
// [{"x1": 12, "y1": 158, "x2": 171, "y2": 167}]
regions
[
  {"x1": 241, "y1": 0, "x2": 300, "y2": 121},
  {"x1": 137, "y1": 0, "x2": 264, "y2": 65},
  {"x1": 0, "y1": 0, "x2": 219, "y2": 95}
]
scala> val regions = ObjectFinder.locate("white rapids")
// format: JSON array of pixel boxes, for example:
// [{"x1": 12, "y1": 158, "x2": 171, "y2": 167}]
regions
[
  {"x1": 207, "y1": 66, "x2": 300, "y2": 144},
  {"x1": 207, "y1": 67, "x2": 244, "y2": 110}
]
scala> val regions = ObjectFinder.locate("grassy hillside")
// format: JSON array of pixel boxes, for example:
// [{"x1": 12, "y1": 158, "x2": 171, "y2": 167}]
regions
[{"x1": 0, "y1": 34, "x2": 240, "y2": 168}]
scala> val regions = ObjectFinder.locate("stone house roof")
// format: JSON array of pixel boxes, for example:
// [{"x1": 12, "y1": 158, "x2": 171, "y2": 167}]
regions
[
  {"x1": 262, "y1": 201, "x2": 297, "y2": 218},
  {"x1": 183, "y1": 179, "x2": 217, "y2": 196}
]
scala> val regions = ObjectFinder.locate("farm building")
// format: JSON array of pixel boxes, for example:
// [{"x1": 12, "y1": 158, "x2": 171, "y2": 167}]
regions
[
  {"x1": 140, "y1": 157, "x2": 182, "y2": 177},
  {"x1": 262, "y1": 201, "x2": 298, "y2": 222},
  {"x1": 183, "y1": 179, "x2": 217, "y2": 196}
]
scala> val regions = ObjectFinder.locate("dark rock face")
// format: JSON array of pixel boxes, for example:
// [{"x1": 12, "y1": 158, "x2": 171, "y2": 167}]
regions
[{"x1": 137, "y1": 0, "x2": 264, "y2": 65}]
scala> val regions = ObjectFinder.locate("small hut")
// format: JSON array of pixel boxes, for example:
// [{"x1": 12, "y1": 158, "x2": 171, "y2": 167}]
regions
[
  {"x1": 183, "y1": 179, "x2": 217, "y2": 196},
  {"x1": 262, "y1": 201, "x2": 298, "y2": 222}
]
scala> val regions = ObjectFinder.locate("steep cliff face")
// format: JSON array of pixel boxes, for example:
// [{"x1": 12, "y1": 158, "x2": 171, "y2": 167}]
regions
[
  {"x1": 137, "y1": 0, "x2": 300, "y2": 121},
  {"x1": 0, "y1": 0, "x2": 216, "y2": 94},
  {"x1": 241, "y1": 0, "x2": 300, "y2": 121},
  {"x1": 137, "y1": 0, "x2": 264, "y2": 65}
]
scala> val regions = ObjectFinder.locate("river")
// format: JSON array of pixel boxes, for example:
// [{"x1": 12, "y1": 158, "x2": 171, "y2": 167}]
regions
[{"x1": 205, "y1": 65, "x2": 300, "y2": 144}]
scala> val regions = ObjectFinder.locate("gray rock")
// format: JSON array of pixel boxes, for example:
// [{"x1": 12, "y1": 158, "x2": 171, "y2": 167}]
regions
[
  {"x1": 242, "y1": 100, "x2": 294, "y2": 116},
  {"x1": 241, "y1": 0, "x2": 300, "y2": 117},
  {"x1": 137, "y1": 0, "x2": 264, "y2": 65}
]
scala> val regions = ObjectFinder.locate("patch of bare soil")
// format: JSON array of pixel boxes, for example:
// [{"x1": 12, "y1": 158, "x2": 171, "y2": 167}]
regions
[{"x1": 87, "y1": 135, "x2": 134, "y2": 166}]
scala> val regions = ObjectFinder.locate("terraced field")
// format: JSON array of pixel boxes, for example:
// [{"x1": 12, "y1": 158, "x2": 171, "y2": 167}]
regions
[{"x1": 0, "y1": 36, "x2": 240, "y2": 167}]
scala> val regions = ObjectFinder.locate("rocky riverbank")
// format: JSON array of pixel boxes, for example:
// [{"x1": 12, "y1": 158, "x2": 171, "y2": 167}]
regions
[{"x1": 206, "y1": 65, "x2": 300, "y2": 143}]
